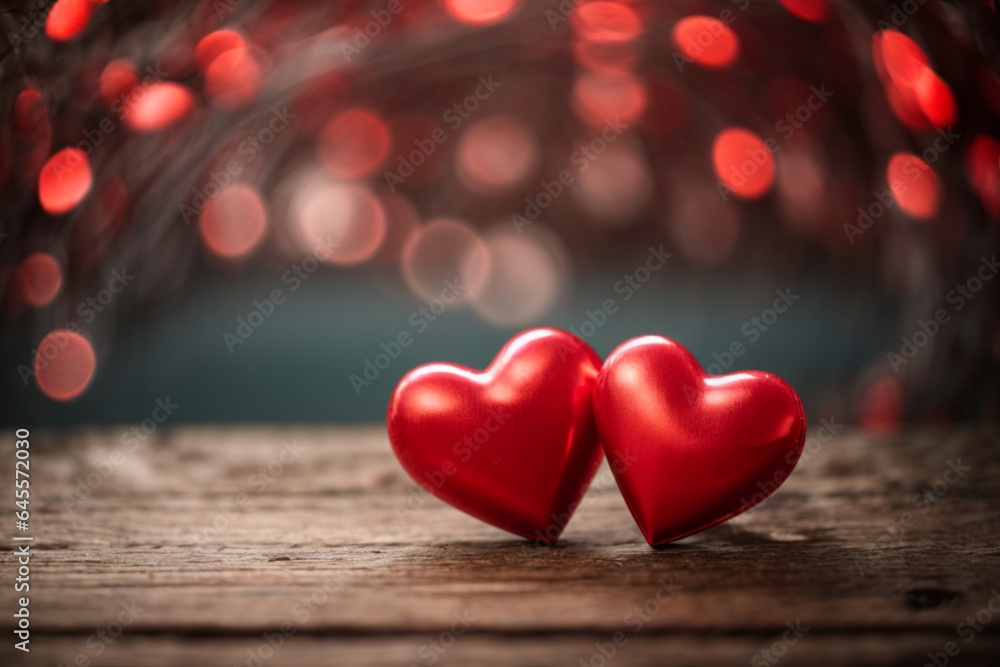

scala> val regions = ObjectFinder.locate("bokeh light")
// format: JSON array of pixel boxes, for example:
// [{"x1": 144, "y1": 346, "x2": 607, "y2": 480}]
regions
[
  {"x1": 15, "y1": 253, "x2": 63, "y2": 307},
  {"x1": 39, "y1": 148, "x2": 93, "y2": 215},
  {"x1": 914, "y1": 72, "x2": 958, "y2": 129},
  {"x1": 440, "y1": 0, "x2": 519, "y2": 25},
  {"x1": 965, "y1": 135, "x2": 1000, "y2": 217},
  {"x1": 45, "y1": 0, "x2": 94, "y2": 42},
  {"x1": 34, "y1": 330, "x2": 96, "y2": 402},
  {"x1": 99, "y1": 59, "x2": 138, "y2": 105},
  {"x1": 199, "y1": 184, "x2": 268, "y2": 260},
  {"x1": 572, "y1": 71, "x2": 647, "y2": 128},
  {"x1": 319, "y1": 108, "x2": 392, "y2": 180},
  {"x1": 196, "y1": 30, "x2": 265, "y2": 111},
  {"x1": 456, "y1": 115, "x2": 537, "y2": 193},
  {"x1": 123, "y1": 82, "x2": 196, "y2": 133},
  {"x1": 778, "y1": 0, "x2": 830, "y2": 23},
  {"x1": 887, "y1": 152, "x2": 940, "y2": 220},
  {"x1": 875, "y1": 30, "x2": 928, "y2": 82},
  {"x1": 14, "y1": 90, "x2": 47, "y2": 138},
  {"x1": 571, "y1": 37, "x2": 638, "y2": 73},
  {"x1": 874, "y1": 30, "x2": 957, "y2": 130},
  {"x1": 964, "y1": 135, "x2": 1000, "y2": 192},
  {"x1": 573, "y1": 141, "x2": 652, "y2": 225},
  {"x1": 858, "y1": 375, "x2": 904, "y2": 434},
  {"x1": 471, "y1": 229, "x2": 565, "y2": 326},
  {"x1": 3, "y1": 0, "x2": 998, "y2": 428},
  {"x1": 195, "y1": 30, "x2": 246, "y2": 70},
  {"x1": 402, "y1": 218, "x2": 490, "y2": 304},
  {"x1": 671, "y1": 16, "x2": 740, "y2": 69},
  {"x1": 570, "y1": 2, "x2": 643, "y2": 44},
  {"x1": 205, "y1": 46, "x2": 263, "y2": 110},
  {"x1": 712, "y1": 128, "x2": 775, "y2": 200},
  {"x1": 289, "y1": 171, "x2": 387, "y2": 265}
]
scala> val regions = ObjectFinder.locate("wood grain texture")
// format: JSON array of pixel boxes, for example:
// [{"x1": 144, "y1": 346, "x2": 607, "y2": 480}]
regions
[{"x1": 1, "y1": 424, "x2": 999, "y2": 666}]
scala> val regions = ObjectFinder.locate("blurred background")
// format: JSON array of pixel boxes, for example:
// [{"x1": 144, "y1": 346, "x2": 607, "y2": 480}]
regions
[{"x1": 1, "y1": 0, "x2": 998, "y2": 428}]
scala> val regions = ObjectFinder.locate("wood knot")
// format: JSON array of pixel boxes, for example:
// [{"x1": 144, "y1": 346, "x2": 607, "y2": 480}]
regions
[{"x1": 905, "y1": 587, "x2": 963, "y2": 610}]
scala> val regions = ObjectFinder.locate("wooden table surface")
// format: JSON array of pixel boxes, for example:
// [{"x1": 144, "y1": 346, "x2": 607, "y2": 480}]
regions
[{"x1": 1, "y1": 424, "x2": 999, "y2": 666}]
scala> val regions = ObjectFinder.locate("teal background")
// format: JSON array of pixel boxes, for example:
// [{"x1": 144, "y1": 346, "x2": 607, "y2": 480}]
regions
[{"x1": 0, "y1": 264, "x2": 895, "y2": 427}]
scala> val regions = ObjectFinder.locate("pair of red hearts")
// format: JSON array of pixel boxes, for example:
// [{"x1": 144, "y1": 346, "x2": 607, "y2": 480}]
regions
[{"x1": 387, "y1": 328, "x2": 805, "y2": 547}]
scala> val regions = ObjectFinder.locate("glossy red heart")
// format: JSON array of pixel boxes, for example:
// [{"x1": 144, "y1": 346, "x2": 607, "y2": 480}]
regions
[
  {"x1": 387, "y1": 328, "x2": 604, "y2": 543},
  {"x1": 595, "y1": 336, "x2": 806, "y2": 547}
]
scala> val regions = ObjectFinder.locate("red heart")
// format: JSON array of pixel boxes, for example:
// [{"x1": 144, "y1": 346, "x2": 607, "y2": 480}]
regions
[
  {"x1": 387, "y1": 328, "x2": 604, "y2": 543},
  {"x1": 595, "y1": 336, "x2": 806, "y2": 547}
]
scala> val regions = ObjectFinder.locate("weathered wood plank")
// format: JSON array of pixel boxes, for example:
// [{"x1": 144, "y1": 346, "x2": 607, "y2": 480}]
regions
[
  {"x1": 6, "y1": 634, "x2": 1000, "y2": 667},
  {"x1": 0, "y1": 425, "x2": 998, "y2": 666}
]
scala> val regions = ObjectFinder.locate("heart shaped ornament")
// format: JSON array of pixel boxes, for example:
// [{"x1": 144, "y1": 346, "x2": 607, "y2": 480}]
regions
[
  {"x1": 595, "y1": 336, "x2": 806, "y2": 547},
  {"x1": 387, "y1": 328, "x2": 604, "y2": 543}
]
